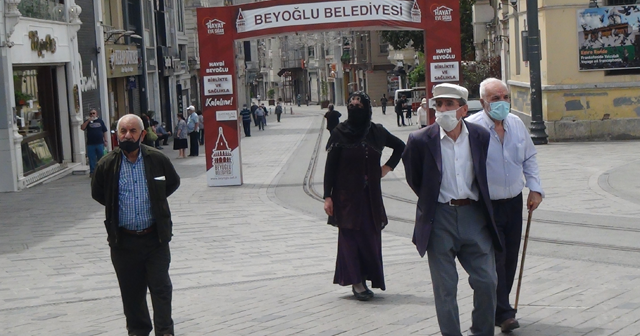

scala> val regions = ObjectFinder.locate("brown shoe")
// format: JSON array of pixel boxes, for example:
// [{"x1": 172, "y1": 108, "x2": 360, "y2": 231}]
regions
[{"x1": 500, "y1": 318, "x2": 520, "y2": 333}]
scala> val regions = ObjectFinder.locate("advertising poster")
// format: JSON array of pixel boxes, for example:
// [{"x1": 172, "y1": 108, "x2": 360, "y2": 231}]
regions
[
  {"x1": 578, "y1": 5, "x2": 640, "y2": 70},
  {"x1": 197, "y1": 8, "x2": 242, "y2": 186}
]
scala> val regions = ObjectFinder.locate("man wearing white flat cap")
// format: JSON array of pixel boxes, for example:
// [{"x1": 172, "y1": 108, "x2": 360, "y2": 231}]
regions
[
  {"x1": 186, "y1": 105, "x2": 199, "y2": 156},
  {"x1": 403, "y1": 83, "x2": 502, "y2": 336}
]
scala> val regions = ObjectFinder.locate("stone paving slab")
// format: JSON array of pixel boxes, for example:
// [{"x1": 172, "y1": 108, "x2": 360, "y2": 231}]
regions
[{"x1": 1, "y1": 106, "x2": 640, "y2": 335}]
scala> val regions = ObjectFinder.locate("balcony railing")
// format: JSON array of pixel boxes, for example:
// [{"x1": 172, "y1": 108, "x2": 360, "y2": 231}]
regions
[{"x1": 18, "y1": 0, "x2": 66, "y2": 22}]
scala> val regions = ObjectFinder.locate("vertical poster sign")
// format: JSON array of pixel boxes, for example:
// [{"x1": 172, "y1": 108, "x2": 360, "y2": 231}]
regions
[
  {"x1": 423, "y1": 0, "x2": 462, "y2": 97},
  {"x1": 197, "y1": 7, "x2": 242, "y2": 186}
]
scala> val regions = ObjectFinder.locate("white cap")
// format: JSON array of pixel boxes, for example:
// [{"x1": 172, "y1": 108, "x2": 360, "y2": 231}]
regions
[
  {"x1": 421, "y1": 98, "x2": 428, "y2": 104},
  {"x1": 186, "y1": 105, "x2": 195, "y2": 111},
  {"x1": 432, "y1": 83, "x2": 469, "y2": 101}
]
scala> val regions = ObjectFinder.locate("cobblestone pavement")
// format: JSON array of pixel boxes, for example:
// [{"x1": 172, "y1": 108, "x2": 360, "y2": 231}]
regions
[{"x1": 1, "y1": 106, "x2": 640, "y2": 336}]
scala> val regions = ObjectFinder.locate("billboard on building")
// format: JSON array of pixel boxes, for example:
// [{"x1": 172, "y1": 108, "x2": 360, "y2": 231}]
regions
[{"x1": 577, "y1": 5, "x2": 640, "y2": 71}]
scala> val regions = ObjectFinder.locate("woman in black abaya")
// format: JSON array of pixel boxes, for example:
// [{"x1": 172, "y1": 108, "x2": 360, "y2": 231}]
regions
[{"x1": 323, "y1": 92, "x2": 405, "y2": 301}]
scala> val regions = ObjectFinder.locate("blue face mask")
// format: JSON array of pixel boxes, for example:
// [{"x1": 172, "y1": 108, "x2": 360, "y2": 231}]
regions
[{"x1": 488, "y1": 101, "x2": 510, "y2": 120}]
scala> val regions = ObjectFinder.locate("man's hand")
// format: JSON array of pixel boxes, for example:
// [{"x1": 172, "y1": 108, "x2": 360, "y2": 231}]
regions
[
  {"x1": 324, "y1": 197, "x2": 333, "y2": 216},
  {"x1": 527, "y1": 191, "x2": 542, "y2": 212},
  {"x1": 381, "y1": 165, "x2": 392, "y2": 178}
]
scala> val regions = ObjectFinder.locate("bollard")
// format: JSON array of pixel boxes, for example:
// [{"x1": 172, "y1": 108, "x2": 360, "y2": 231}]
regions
[{"x1": 290, "y1": 107, "x2": 294, "y2": 115}]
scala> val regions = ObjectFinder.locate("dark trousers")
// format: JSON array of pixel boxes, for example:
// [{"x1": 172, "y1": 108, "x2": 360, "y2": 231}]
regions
[
  {"x1": 189, "y1": 131, "x2": 199, "y2": 156},
  {"x1": 396, "y1": 112, "x2": 405, "y2": 126},
  {"x1": 242, "y1": 120, "x2": 251, "y2": 136},
  {"x1": 493, "y1": 193, "x2": 524, "y2": 324},
  {"x1": 252, "y1": 113, "x2": 257, "y2": 126},
  {"x1": 276, "y1": 113, "x2": 281, "y2": 122},
  {"x1": 257, "y1": 116, "x2": 265, "y2": 130},
  {"x1": 381, "y1": 105, "x2": 386, "y2": 114},
  {"x1": 111, "y1": 233, "x2": 173, "y2": 336},
  {"x1": 155, "y1": 134, "x2": 169, "y2": 147},
  {"x1": 199, "y1": 129, "x2": 204, "y2": 145}
]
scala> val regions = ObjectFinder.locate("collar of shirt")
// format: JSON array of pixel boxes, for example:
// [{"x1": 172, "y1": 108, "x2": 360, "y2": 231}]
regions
[
  {"x1": 121, "y1": 148, "x2": 143, "y2": 164},
  {"x1": 439, "y1": 120, "x2": 469, "y2": 142},
  {"x1": 478, "y1": 110, "x2": 510, "y2": 133}
]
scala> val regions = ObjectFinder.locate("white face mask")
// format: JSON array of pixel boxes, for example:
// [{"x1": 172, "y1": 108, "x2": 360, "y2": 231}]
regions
[{"x1": 435, "y1": 107, "x2": 461, "y2": 132}]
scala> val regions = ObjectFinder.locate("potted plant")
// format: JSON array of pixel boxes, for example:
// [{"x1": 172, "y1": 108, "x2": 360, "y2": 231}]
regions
[
  {"x1": 267, "y1": 88, "x2": 275, "y2": 106},
  {"x1": 15, "y1": 91, "x2": 33, "y2": 106}
]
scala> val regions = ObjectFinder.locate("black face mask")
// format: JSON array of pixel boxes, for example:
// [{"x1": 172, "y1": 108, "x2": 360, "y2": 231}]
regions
[
  {"x1": 347, "y1": 105, "x2": 371, "y2": 128},
  {"x1": 119, "y1": 134, "x2": 142, "y2": 154}
]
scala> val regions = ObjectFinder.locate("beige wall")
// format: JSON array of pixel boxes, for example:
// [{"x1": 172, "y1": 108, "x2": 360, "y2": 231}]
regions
[
  {"x1": 506, "y1": 0, "x2": 640, "y2": 140},
  {"x1": 366, "y1": 71, "x2": 388, "y2": 107}
]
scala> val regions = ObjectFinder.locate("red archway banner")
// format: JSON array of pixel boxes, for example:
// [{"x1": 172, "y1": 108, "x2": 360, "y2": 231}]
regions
[{"x1": 197, "y1": 0, "x2": 461, "y2": 186}]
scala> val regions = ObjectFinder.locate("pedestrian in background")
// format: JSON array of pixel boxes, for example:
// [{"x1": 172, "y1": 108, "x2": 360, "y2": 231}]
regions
[
  {"x1": 466, "y1": 77, "x2": 544, "y2": 333},
  {"x1": 186, "y1": 106, "x2": 199, "y2": 156},
  {"x1": 173, "y1": 113, "x2": 188, "y2": 158},
  {"x1": 260, "y1": 103, "x2": 268, "y2": 126},
  {"x1": 240, "y1": 104, "x2": 252, "y2": 137},
  {"x1": 80, "y1": 108, "x2": 108, "y2": 177},
  {"x1": 395, "y1": 95, "x2": 407, "y2": 127},
  {"x1": 255, "y1": 105, "x2": 265, "y2": 131},
  {"x1": 323, "y1": 104, "x2": 341, "y2": 134},
  {"x1": 402, "y1": 83, "x2": 502, "y2": 336},
  {"x1": 250, "y1": 102, "x2": 258, "y2": 127},
  {"x1": 275, "y1": 102, "x2": 283, "y2": 122},
  {"x1": 405, "y1": 102, "x2": 413, "y2": 126},
  {"x1": 197, "y1": 110, "x2": 204, "y2": 146},
  {"x1": 380, "y1": 94, "x2": 388, "y2": 115},
  {"x1": 417, "y1": 98, "x2": 428, "y2": 129},
  {"x1": 91, "y1": 114, "x2": 180, "y2": 336},
  {"x1": 323, "y1": 92, "x2": 405, "y2": 301},
  {"x1": 153, "y1": 121, "x2": 171, "y2": 149}
]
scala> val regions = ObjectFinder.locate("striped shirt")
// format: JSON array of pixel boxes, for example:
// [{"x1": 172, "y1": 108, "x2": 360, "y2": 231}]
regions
[{"x1": 118, "y1": 151, "x2": 154, "y2": 230}]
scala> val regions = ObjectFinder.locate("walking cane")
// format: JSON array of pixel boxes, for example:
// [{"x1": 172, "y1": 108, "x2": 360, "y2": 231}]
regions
[{"x1": 514, "y1": 210, "x2": 533, "y2": 310}]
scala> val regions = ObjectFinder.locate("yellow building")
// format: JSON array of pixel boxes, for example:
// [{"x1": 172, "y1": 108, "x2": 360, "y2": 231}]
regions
[{"x1": 476, "y1": 0, "x2": 640, "y2": 141}]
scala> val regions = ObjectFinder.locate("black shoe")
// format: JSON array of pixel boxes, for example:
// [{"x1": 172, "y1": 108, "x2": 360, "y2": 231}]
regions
[
  {"x1": 498, "y1": 318, "x2": 520, "y2": 333},
  {"x1": 362, "y1": 281, "x2": 374, "y2": 296},
  {"x1": 156, "y1": 146, "x2": 164, "y2": 150},
  {"x1": 352, "y1": 286, "x2": 373, "y2": 301}
]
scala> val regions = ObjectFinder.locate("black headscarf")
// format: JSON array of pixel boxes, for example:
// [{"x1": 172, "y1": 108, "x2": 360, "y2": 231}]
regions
[{"x1": 326, "y1": 91, "x2": 385, "y2": 151}]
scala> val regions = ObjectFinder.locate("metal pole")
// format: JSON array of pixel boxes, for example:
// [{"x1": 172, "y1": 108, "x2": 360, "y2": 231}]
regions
[{"x1": 526, "y1": 0, "x2": 548, "y2": 144}]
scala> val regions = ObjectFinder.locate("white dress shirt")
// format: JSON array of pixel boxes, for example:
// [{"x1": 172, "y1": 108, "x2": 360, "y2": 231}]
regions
[
  {"x1": 466, "y1": 111, "x2": 544, "y2": 200},
  {"x1": 438, "y1": 122, "x2": 480, "y2": 203}
]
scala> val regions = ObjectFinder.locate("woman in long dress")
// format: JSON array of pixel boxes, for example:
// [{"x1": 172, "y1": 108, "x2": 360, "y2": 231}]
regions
[{"x1": 323, "y1": 92, "x2": 405, "y2": 301}]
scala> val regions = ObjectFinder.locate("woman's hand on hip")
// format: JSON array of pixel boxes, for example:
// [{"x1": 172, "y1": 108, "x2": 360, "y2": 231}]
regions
[
  {"x1": 381, "y1": 165, "x2": 392, "y2": 178},
  {"x1": 324, "y1": 197, "x2": 333, "y2": 216}
]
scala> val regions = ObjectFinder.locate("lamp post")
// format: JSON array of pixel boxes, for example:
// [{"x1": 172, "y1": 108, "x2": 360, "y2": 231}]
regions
[{"x1": 526, "y1": 0, "x2": 548, "y2": 144}]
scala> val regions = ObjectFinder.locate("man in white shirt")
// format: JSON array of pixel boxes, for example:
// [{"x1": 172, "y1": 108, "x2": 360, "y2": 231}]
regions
[
  {"x1": 466, "y1": 78, "x2": 543, "y2": 333},
  {"x1": 403, "y1": 83, "x2": 502, "y2": 336},
  {"x1": 186, "y1": 106, "x2": 199, "y2": 157}
]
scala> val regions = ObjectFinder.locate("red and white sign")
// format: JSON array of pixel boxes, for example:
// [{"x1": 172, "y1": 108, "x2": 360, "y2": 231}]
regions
[
  {"x1": 236, "y1": 0, "x2": 420, "y2": 33},
  {"x1": 198, "y1": 0, "x2": 461, "y2": 187}
]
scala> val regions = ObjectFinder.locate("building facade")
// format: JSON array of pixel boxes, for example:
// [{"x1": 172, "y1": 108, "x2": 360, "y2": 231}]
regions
[
  {"x1": 475, "y1": 0, "x2": 640, "y2": 141},
  {"x1": 0, "y1": 0, "x2": 86, "y2": 192}
]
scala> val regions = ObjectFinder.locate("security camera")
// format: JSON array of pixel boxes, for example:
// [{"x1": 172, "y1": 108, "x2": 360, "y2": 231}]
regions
[{"x1": 509, "y1": 0, "x2": 517, "y2": 6}]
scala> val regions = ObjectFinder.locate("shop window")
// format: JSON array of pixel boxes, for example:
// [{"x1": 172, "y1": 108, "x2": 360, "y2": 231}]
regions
[
  {"x1": 18, "y1": 0, "x2": 66, "y2": 22},
  {"x1": 15, "y1": 67, "x2": 61, "y2": 175}
]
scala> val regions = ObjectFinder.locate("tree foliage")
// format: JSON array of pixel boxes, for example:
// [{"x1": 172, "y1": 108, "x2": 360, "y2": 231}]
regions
[
  {"x1": 381, "y1": 0, "x2": 476, "y2": 59},
  {"x1": 461, "y1": 56, "x2": 502, "y2": 98}
]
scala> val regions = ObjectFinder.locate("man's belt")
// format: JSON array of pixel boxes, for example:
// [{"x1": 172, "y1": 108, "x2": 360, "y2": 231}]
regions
[
  {"x1": 444, "y1": 199, "x2": 475, "y2": 207},
  {"x1": 121, "y1": 225, "x2": 156, "y2": 236}
]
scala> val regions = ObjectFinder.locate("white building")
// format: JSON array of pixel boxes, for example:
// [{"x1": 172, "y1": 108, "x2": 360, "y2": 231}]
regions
[{"x1": 0, "y1": 0, "x2": 86, "y2": 191}]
